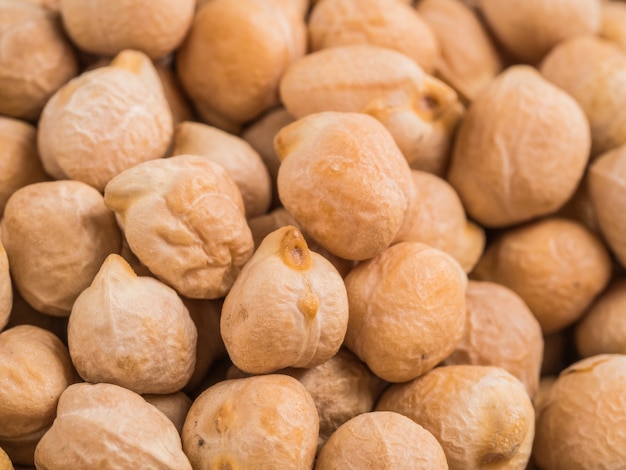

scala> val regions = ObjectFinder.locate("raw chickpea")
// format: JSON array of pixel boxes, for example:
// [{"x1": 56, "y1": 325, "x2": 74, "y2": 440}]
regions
[
  {"x1": 0, "y1": 325, "x2": 78, "y2": 465},
  {"x1": 182, "y1": 374, "x2": 319, "y2": 469},
  {"x1": 104, "y1": 155, "x2": 254, "y2": 299},
  {"x1": 0, "y1": 0, "x2": 77, "y2": 121},
  {"x1": 601, "y1": 1, "x2": 626, "y2": 52},
  {"x1": 473, "y1": 218, "x2": 612, "y2": 334},
  {"x1": 0, "y1": 239, "x2": 12, "y2": 332},
  {"x1": 588, "y1": 144, "x2": 626, "y2": 268},
  {"x1": 480, "y1": 0, "x2": 601, "y2": 64},
  {"x1": 221, "y1": 226, "x2": 349, "y2": 373},
  {"x1": 443, "y1": 280, "x2": 544, "y2": 398},
  {"x1": 171, "y1": 121, "x2": 272, "y2": 218},
  {"x1": 60, "y1": 0, "x2": 195, "y2": 60},
  {"x1": 417, "y1": 0, "x2": 503, "y2": 101},
  {"x1": 575, "y1": 279, "x2": 626, "y2": 357},
  {"x1": 0, "y1": 117, "x2": 48, "y2": 216},
  {"x1": 1, "y1": 181, "x2": 122, "y2": 317},
  {"x1": 143, "y1": 392, "x2": 193, "y2": 436},
  {"x1": 309, "y1": 0, "x2": 440, "y2": 73},
  {"x1": 68, "y1": 254, "x2": 197, "y2": 394},
  {"x1": 377, "y1": 365, "x2": 535, "y2": 470},
  {"x1": 279, "y1": 45, "x2": 463, "y2": 175},
  {"x1": 38, "y1": 49, "x2": 173, "y2": 192},
  {"x1": 447, "y1": 65, "x2": 590, "y2": 227},
  {"x1": 275, "y1": 111, "x2": 413, "y2": 261},
  {"x1": 34, "y1": 382, "x2": 192, "y2": 469},
  {"x1": 176, "y1": 0, "x2": 306, "y2": 132},
  {"x1": 344, "y1": 242, "x2": 467, "y2": 382},
  {"x1": 541, "y1": 36, "x2": 626, "y2": 156},
  {"x1": 154, "y1": 60, "x2": 195, "y2": 124},
  {"x1": 315, "y1": 411, "x2": 449, "y2": 470},
  {"x1": 534, "y1": 354, "x2": 626, "y2": 469},
  {"x1": 394, "y1": 170, "x2": 485, "y2": 272}
]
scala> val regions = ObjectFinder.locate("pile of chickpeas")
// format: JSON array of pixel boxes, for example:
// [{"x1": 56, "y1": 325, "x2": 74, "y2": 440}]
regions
[{"x1": 1, "y1": 0, "x2": 626, "y2": 469}]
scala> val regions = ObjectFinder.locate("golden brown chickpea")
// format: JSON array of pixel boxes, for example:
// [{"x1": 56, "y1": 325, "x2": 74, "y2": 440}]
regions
[
  {"x1": 377, "y1": 365, "x2": 535, "y2": 470},
  {"x1": 0, "y1": 0, "x2": 77, "y2": 121},
  {"x1": 473, "y1": 218, "x2": 612, "y2": 334},
  {"x1": 34, "y1": 382, "x2": 192, "y2": 469},
  {"x1": 182, "y1": 375, "x2": 319, "y2": 469},
  {"x1": 221, "y1": 226, "x2": 349, "y2": 373},
  {"x1": 344, "y1": 242, "x2": 467, "y2": 382},
  {"x1": 2, "y1": 181, "x2": 122, "y2": 317},
  {"x1": 534, "y1": 354, "x2": 626, "y2": 469},
  {"x1": 315, "y1": 411, "x2": 449, "y2": 470}
]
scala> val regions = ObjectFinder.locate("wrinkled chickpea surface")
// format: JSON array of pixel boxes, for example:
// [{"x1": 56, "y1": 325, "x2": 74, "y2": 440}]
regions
[{"x1": 1, "y1": 0, "x2": 626, "y2": 469}]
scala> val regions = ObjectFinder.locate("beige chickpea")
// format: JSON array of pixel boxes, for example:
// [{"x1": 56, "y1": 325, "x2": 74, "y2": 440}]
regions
[
  {"x1": 377, "y1": 365, "x2": 535, "y2": 470},
  {"x1": 541, "y1": 36, "x2": 626, "y2": 156},
  {"x1": 68, "y1": 254, "x2": 197, "y2": 394},
  {"x1": 417, "y1": 0, "x2": 503, "y2": 101},
  {"x1": 279, "y1": 45, "x2": 463, "y2": 175},
  {"x1": 143, "y1": 392, "x2": 193, "y2": 436},
  {"x1": 60, "y1": 0, "x2": 195, "y2": 60},
  {"x1": 154, "y1": 60, "x2": 195, "y2": 125},
  {"x1": 172, "y1": 121, "x2": 272, "y2": 218},
  {"x1": 38, "y1": 50, "x2": 173, "y2": 192},
  {"x1": 275, "y1": 111, "x2": 413, "y2": 261},
  {"x1": 0, "y1": 239, "x2": 12, "y2": 332},
  {"x1": 315, "y1": 411, "x2": 449, "y2": 470},
  {"x1": 309, "y1": 0, "x2": 439, "y2": 73},
  {"x1": 104, "y1": 155, "x2": 254, "y2": 299},
  {"x1": 344, "y1": 242, "x2": 467, "y2": 382},
  {"x1": 447, "y1": 65, "x2": 590, "y2": 227},
  {"x1": 473, "y1": 218, "x2": 612, "y2": 335},
  {"x1": 575, "y1": 279, "x2": 626, "y2": 357},
  {"x1": 588, "y1": 144, "x2": 626, "y2": 268},
  {"x1": 601, "y1": 1, "x2": 626, "y2": 52},
  {"x1": 394, "y1": 170, "x2": 485, "y2": 272},
  {"x1": 182, "y1": 374, "x2": 318, "y2": 469},
  {"x1": 0, "y1": 326, "x2": 77, "y2": 462},
  {"x1": 534, "y1": 354, "x2": 626, "y2": 469},
  {"x1": 221, "y1": 226, "x2": 349, "y2": 373},
  {"x1": 176, "y1": 0, "x2": 306, "y2": 132},
  {"x1": 34, "y1": 382, "x2": 192, "y2": 469},
  {"x1": 2, "y1": 181, "x2": 122, "y2": 317},
  {"x1": 0, "y1": 117, "x2": 48, "y2": 216},
  {"x1": 0, "y1": 0, "x2": 77, "y2": 121},
  {"x1": 480, "y1": 0, "x2": 601, "y2": 64},
  {"x1": 443, "y1": 281, "x2": 544, "y2": 397}
]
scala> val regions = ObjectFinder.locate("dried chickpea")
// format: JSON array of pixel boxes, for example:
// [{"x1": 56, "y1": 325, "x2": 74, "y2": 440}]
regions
[
  {"x1": 315, "y1": 411, "x2": 448, "y2": 470},
  {"x1": 0, "y1": 0, "x2": 77, "y2": 121},
  {"x1": 417, "y1": 0, "x2": 503, "y2": 101},
  {"x1": 221, "y1": 226, "x2": 348, "y2": 373},
  {"x1": 171, "y1": 121, "x2": 272, "y2": 218},
  {"x1": 34, "y1": 382, "x2": 192, "y2": 469},
  {"x1": 275, "y1": 111, "x2": 413, "y2": 261},
  {"x1": 534, "y1": 354, "x2": 626, "y2": 469},
  {"x1": 143, "y1": 392, "x2": 193, "y2": 436},
  {"x1": 377, "y1": 365, "x2": 535, "y2": 470},
  {"x1": 540, "y1": 36, "x2": 626, "y2": 156},
  {"x1": 601, "y1": 1, "x2": 626, "y2": 52},
  {"x1": 394, "y1": 170, "x2": 485, "y2": 272},
  {"x1": 447, "y1": 65, "x2": 590, "y2": 227},
  {"x1": 1, "y1": 181, "x2": 122, "y2": 317},
  {"x1": 473, "y1": 218, "x2": 612, "y2": 334},
  {"x1": 68, "y1": 254, "x2": 197, "y2": 394},
  {"x1": 309, "y1": 0, "x2": 440, "y2": 73},
  {"x1": 60, "y1": 0, "x2": 195, "y2": 60},
  {"x1": 154, "y1": 60, "x2": 195, "y2": 124},
  {"x1": 38, "y1": 49, "x2": 173, "y2": 192},
  {"x1": 104, "y1": 154, "x2": 254, "y2": 299},
  {"x1": 344, "y1": 242, "x2": 467, "y2": 382},
  {"x1": 588, "y1": 144, "x2": 626, "y2": 268},
  {"x1": 182, "y1": 374, "x2": 318, "y2": 469},
  {"x1": 0, "y1": 239, "x2": 12, "y2": 332},
  {"x1": 575, "y1": 279, "x2": 626, "y2": 357},
  {"x1": 0, "y1": 326, "x2": 77, "y2": 461},
  {"x1": 279, "y1": 45, "x2": 463, "y2": 175},
  {"x1": 480, "y1": 0, "x2": 601, "y2": 64},
  {"x1": 176, "y1": 0, "x2": 305, "y2": 132},
  {"x1": 443, "y1": 280, "x2": 544, "y2": 397},
  {"x1": 0, "y1": 117, "x2": 48, "y2": 216}
]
